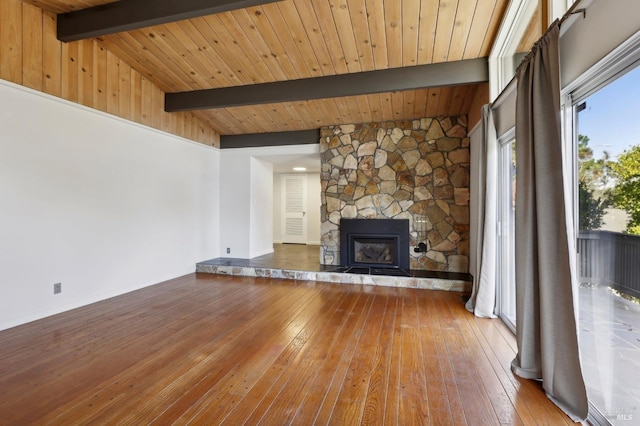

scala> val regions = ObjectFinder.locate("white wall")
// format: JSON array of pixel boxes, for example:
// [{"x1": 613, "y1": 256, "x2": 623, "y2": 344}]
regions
[
  {"x1": 249, "y1": 157, "x2": 273, "y2": 257},
  {"x1": 273, "y1": 172, "x2": 321, "y2": 245},
  {"x1": 274, "y1": 175, "x2": 282, "y2": 241},
  {"x1": 220, "y1": 144, "x2": 320, "y2": 258},
  {"x1": 219, "y1": 149, "x2": 251, "y2": 257},
  {"x1": 306, "y1": 172, "x2": 321, "y2": 244},
  {"x1": 0, "y1": 80, "x2": 220, "y2": 331}
]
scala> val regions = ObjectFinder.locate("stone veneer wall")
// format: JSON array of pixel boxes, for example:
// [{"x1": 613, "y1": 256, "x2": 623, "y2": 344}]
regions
[{"x1": 320, "y1": 116, "x2": 470, "y2": 273}]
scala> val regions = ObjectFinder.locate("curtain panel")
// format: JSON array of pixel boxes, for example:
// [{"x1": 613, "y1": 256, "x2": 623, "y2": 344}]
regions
[
  {"x1": 511, "y1": 22, "x2": 588, "y2": 421},
  {"x1": 466, "y1": 105, "x2": 498, "y2": 318}
]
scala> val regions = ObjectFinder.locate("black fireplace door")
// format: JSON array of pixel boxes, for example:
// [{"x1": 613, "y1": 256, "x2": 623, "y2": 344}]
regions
[{"x1": 340, "y1": 219, "x2": 409, "y2": 269}]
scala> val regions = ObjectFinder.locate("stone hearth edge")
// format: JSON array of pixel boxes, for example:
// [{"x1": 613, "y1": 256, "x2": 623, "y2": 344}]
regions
[{"x1": 196, "y1": 263, "x2": 471, "y2": 293}]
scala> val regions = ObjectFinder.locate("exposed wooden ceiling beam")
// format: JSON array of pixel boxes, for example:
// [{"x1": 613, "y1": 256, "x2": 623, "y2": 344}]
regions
[
  {"x1": 57, "y1": 0, "x2": 282, "y2": 42},
  {"x1": 165, "y1": 59, "x2": 489, "y2": 112},
  {"x1": 220, "y1": 129, "x2": 320, "y2": 149}
]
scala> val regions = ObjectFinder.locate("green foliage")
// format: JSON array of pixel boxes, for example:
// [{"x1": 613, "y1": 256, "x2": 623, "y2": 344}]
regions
[
  {"x1": 628, "y1": 224, "x2": 640, "y2": 236},
  {"x1": 578, "y1": 134, "x2": 612, "y2": 191},
  {"x1": 578, "y1": 135, "x2": 610, "y2": 230},
  {"x1": 578, "y1": 134, "x2": 592, "y2": 160},
  {"x1": 611, "y1": 145, "x2": 640, "y2": 234},
  {"x1": 579, "y1": 181, "x2": 605, "y2": 230}
]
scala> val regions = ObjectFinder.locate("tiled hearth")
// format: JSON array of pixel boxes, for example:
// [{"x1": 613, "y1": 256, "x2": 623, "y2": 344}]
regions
[{"x1": 196, "y1": 244, "x2": 472, "y2": 292}]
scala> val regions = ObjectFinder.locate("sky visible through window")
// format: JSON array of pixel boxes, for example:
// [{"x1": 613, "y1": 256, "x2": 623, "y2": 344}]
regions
[{"x1": 578, "y1": 65, "x2": 640, "y2": 160}]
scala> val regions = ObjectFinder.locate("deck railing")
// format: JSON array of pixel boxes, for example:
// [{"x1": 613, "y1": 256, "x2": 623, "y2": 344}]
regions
[{"x1": 578, "y1": 230, "x2": 640, "y2": 299}]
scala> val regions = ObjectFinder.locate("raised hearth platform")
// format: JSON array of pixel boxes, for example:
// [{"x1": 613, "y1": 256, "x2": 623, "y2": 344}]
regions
[{"x1": 196, "y1": 258, "x2": 472, "y2": 293}]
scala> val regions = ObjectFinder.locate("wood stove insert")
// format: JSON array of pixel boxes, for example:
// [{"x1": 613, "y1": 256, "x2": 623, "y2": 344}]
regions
[{"x1": 340, "y1": 218, "x2": 410, "y2": 271}]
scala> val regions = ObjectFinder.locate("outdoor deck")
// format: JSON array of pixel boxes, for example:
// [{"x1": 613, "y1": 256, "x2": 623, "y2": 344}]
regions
[
  {"x1": 578, "y1": 230, "x2": 640, "y2": 422},
  {"x1": 578, "y1": 284, "x2": 640, "y2": 423}
]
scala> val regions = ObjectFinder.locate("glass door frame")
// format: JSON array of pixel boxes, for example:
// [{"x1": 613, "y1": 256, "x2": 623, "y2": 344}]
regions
[{"x1": 496, "y1": 128, "x2": 517, "y2": 332}]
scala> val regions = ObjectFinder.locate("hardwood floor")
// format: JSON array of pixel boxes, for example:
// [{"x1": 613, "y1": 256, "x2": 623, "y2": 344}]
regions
[
  {"x1": 249, "y1": 243, "x2": 322, "y2": 270},
  {"x1": 0, "y1": 274, "x2": 573, "y2": 425}
]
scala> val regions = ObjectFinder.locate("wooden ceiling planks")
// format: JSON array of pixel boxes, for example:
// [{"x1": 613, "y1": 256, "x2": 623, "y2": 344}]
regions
[
  {"x1": 205, "y1": 107, "x2": 246, "y2": 134},
  {"x1": 228, "y1": 7, "x2": 296, "y2": 81},
  {"x1": 206, "y1": 84, "x2": 479, "y2": 134},
  {"x1": 378, "y1": 92, "x2": 393, "y2": 120},
  {"x1": 448, "y1": 84, "x2": 469, "y2": 116},
  {"x1": 289, "y1": 0, "x2": 336, "y2": 75},
  {"x1": 383, "y1": 0, "x2": 403, "y2": 69},
  {"x1": 366, "y1": 93, "x2": 382, "y2": 123},
  {"x1": 432, "y1": 0, "x2": 460, "y2": 63},
  {"x1": 364, "y1": 0, "x2": 387, "y2": 70},
  {"x1": 436, "y1": 85, "x2": 453, "y2": 115},
  {"x1": 200, "y1": 13, "x2": 275, "y2": 84},
  {"x1": 328, "y1": 96, "x2": 350, "y2": 125},
  {"x1": 417, "y1": 0, "x2": 439, "y2": 65},
  {"x1": 474, "y1": 0, "x2": 509, "y2": 59},
  {"x1": 412, "y1": 89, "x2": 428, "y2": 120},
  {"x1": 425, "y1": 87, "x2": 442, "y2": 117},
  {"x1": 129, "y1": 31, "x2": 197, "y2": 91},
  {"x1": 169, "y1": 20, "x2": 239, "y2": 87},
  {"x1": 19, "y1": 0, "x2": 508, "y2": 135},
  {"x1": 187, "y1": 15, "x2": 258, "y2": 85},
  {"x1": 156, "y1": 24, "x2": 210, "y2": 84},
  {"x1": 401, "y1": 0, "x2": 421, "y2": 67},
  {"x1": 460, "y1": 84, "x2": 478, "y2": 115},
  {"x1": 348, "y1": 0, "x2": 376, "y2": 72},
  {"x1": 25, "y1": 0, "x2": 102, "y2": 14},
  {"x1": 329, "y1": 0, "x2": 363, "y2": 73},
  {"x1": 463, "y1": 0, "x2": 497, "y2": 59},
  {"x1": 274, "y1": 2, "x2": 324, "y2": 77},
  {"x1": 448, "y1": 0, "x2": 479, "y2": 61},
  {"x1": 28, "y1": 0, "x2": 510, "y2": 78},
  {"x1": 390, "y1": 90, "x2": 405, "y2": 119},
  {"x1": 312, "y1": 0, "x2": 355, "y2": 74},
  {"x1": 403, "y1": 90, "x2": 417, "y2": 119}
]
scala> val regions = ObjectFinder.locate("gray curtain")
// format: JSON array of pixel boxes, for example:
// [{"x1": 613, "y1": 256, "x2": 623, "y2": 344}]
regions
[
  {"x1": 466, "y1": 105, "x2": 498, "y2": 317},
  {"x1": 511, "y1": 22, "x2": 589, "y2": 421}
]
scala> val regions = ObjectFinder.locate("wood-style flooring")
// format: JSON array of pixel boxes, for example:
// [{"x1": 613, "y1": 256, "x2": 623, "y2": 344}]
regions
[
  {"x1": 212, "y1": 243, "x2": 323, "y2": 271},
  {"x1": 0, "y1": 273, "x2": 573, "y2": 425}
]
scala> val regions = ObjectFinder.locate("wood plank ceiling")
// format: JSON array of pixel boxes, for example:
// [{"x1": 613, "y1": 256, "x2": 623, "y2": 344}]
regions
[{"x1": 22, "y1": 0, "x2": 509, "y2": 136}]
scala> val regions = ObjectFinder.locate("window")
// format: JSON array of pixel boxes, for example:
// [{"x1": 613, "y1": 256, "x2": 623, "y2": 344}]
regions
[
  {"x1": 567, "y1": 35, "x2": 640, "y2": 426},
  {"x1": 489, "y1": 0, "x2": 573, "y2": 101}
]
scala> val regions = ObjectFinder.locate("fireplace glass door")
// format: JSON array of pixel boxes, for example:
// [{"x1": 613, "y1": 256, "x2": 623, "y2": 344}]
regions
[{"x1": 352, "y1": 237, "x2": 396, "y2": 266}]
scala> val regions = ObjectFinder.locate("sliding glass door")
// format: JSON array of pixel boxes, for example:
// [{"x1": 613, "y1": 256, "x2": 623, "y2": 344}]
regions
[
  {"x1": 497, "y1": 133, "x2": 517, "y2": 330},
  {"x1": 572, "y1": 57, "x2": 640, "y2": 425}
]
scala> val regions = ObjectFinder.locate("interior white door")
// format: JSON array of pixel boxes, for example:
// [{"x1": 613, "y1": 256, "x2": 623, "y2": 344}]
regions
[{"x1": 281, "y1": 174, "x2": 308, "y2": 244}]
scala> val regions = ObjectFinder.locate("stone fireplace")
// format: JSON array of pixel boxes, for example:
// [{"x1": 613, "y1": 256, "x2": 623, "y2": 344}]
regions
[{"x1": 320, "y1": 117, "x2": 470, "y2": 273}]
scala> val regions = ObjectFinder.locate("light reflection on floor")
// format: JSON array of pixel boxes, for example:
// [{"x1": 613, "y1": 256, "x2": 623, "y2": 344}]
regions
[{"x1": 578, "y1": 284, "x2": 640, "y2": 424}]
